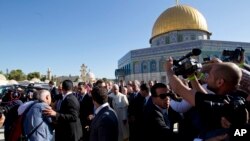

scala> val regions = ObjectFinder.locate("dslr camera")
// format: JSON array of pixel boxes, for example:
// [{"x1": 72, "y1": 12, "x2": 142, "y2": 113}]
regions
[
  {"x1": 0, "y1": 104, "x2": 14, "y2": 116},
  {"x1": 173, "y1": 48, "x2": 202, "y2": 77},
  {"x1": 222, "y1": 47, "x2": 245, "y2": 62}
]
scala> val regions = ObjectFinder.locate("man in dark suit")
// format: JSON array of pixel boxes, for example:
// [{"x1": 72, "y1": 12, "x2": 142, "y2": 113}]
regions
[
  {"x1": 89, "y1": 86, "x2": 118, "y2": 141},
  {"x1": 142, "y1": 83, "x2": 178, "y2": 141},
  {"x1": 49, "y1": 80, "x2": 59, "y2": 102},
  {"x1": 77, "y1": 82, "x2": 94, "y2": 141},
  {"x1": 95, "y1": 79, "x2": 113, "y2": 108},
  {"x1": 43, "y1": 80, "x2": 83, "y2": 141},
  {"x1": 128, "y1": 80, "x2": 144, "y2": 141}
]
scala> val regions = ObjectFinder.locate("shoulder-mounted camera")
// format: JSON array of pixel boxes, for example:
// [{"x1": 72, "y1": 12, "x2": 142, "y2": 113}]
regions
[
  {"x1": 222, "y1": 47, "x2": 245, "y2": 62},
  {"x1": 173, "y1": 48, "x2": 202, "y2": 78}
]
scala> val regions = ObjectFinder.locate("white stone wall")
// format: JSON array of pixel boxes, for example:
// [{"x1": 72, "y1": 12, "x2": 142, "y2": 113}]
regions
[
  {"x1": 124, "y1": 72, "x2": 167, "y2": 84},
  {"x1": 118, "y1": 40, "x2": 250, "y2": 85}
]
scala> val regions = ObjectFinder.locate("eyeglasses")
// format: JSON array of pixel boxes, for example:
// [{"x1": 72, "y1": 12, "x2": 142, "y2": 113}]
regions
[{"x1": 156, "y1": 93, "x2": 170, "y2": 100}]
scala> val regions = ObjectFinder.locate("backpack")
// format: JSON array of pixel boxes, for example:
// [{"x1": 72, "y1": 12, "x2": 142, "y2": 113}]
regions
[{"x1": 8, "y1": 101, "x2": 39, "y2": 141}]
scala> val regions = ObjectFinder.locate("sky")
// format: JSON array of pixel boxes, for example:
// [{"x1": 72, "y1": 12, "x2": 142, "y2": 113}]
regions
[{"x1": 0, "y1": 0, "x2": 250, "y2": 79}]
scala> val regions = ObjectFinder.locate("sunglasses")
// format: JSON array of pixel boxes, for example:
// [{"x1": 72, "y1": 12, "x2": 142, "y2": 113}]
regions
[{"x1": 156, "y1": 93, "x2": 170, "y2": 100}]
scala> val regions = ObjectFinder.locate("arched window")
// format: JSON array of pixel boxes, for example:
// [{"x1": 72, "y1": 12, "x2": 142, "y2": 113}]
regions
[
  {"x1": 141, "y1": 61, "x2": 148, "y2": 73},
  {"x1": 156, "y1": 40, "x2": 160, "y2": 46},
  {"x1": 133, "y1": 61, "x2": 141, "y2": 74},
  {"x1": 150, "y1": 60, "x2": 157, "y2": 72},
  {"x1": 177, "y1": 34, "x2": 183, "y2": 42},
  {"x1": 191, "y1": 34, "x2": 196, "y2": 40},
  {"x1": 159, "y1": 59, "x2": 165, "y2": 72},
  {"x1": 128, "y1": 64, "x2": 131, "y2": 74},
  {"x1": 165, "y1": 36, "x2": 170, "y2": 44}
]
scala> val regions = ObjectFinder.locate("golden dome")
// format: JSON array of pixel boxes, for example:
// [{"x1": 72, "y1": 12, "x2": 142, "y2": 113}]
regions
[{"x1": 151, "y1": 5, "x2": 209, "y2": 42}]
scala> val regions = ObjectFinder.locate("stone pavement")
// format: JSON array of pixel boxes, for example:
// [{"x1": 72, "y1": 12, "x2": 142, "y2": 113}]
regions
[
  {"x1": 0, "y1": 127, "x2": 55, "y2": 141},
  {"x1": 0, "y1": 127, "x2": 4, "y2": 141},
  {"x1": 0, "y1": 125, "x2": 177, "y2": 141}
]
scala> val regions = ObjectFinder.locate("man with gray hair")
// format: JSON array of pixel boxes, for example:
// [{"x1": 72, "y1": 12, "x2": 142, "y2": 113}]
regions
[
  {"x1": 109, "y1": 84, "x2": 129, "y2": 141},
  {"x1": 22, "y1": 90, "x2": 54, "y2": 141}
]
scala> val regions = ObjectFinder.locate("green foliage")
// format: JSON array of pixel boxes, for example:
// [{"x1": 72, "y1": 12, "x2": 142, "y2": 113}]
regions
[
  {"x1": 74, "y1": 76, "x2": 79, "y2": 82},
  {"x1": 40, "y1": 75, "x2": 46, "y2": 82},
  {"x1": 0, "y1": 70, "x2": 7, "y2": 78},
  {"x1": 102, "y1": 78, "x2": 108, "y2": 82},
  {"x1": 27, "y1": 72, "x2": 41, "y2": 80},
  {"x1": 8, "y1": 69, "x2": 26, "y2": 81}
]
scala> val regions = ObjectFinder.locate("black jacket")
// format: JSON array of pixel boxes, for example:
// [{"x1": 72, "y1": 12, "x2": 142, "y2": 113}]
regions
[
  {"x1": 89, "y1": 105, "x2": 118, "y2": 141},
  {"x1": 142, "y1": 104, "x2": 177, "y2": 141},
  {"x1": 54, "y1": 94, "x2": 82, "y2": 141},
  {"x1": 79, "y1": 94, "x2": 94, "y2": 127}
]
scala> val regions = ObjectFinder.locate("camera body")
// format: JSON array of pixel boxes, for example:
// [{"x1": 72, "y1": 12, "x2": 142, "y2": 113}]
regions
[
  {"x1": 172, "y1": 48, "x2": 202, "y2": 77},
  {"x1": 0, "y1": 106, "x2": 6, "y2": 115},
  {"x1": 173, "y1": 58, "x2": 202, "y2": 77},
  {"x1": 222, "y1": 47, "x2": 245, "y2": 62}
]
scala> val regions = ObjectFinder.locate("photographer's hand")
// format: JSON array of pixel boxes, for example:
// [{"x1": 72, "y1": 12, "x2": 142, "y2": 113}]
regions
[
  {"x1": 201, "y1": 58, "x2": 222, "y2": 73},
  {"x1": 205, "y1": 134, "x2": 228, "y2": 141},
  {"x1": 236, "y1": 48, "x2": 245, "y2": 66},
  {"x1": 165, "y1": 57, "x2": 196, "y2": 106},
  {"x1": 0, "y1": 114, "x2": 5, "y2": 128},
  {"x1": 210, "y1": 57, "x2": 223, "y2": 63},
  {"x1": 165, "y1": 57, "x2": 174, "y2": 72}
]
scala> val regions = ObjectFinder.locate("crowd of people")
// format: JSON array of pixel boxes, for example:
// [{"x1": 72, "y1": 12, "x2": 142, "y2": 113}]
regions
[{"x1": 0, "y1": 57, "x2": 250, "y2": 141}]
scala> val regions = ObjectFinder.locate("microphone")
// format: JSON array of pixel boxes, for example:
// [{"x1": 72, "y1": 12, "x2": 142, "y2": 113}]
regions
[{"x1": 173, "y1": 48, "x2": 201, "y2": 65}]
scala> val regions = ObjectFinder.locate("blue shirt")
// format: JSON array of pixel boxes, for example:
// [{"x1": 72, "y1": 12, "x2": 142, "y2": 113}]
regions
[{"x1": 23, "y1": 102, "x2": 54, "y2": 141}]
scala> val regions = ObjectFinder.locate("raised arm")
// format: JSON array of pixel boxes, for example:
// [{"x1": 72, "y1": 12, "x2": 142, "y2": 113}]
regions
[{"x1": 165, "y1": 57, "x2": 196, "y2": 106}]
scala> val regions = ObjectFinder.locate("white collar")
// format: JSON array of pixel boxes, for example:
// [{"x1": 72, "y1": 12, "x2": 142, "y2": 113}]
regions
[
  {"x1": 63, "y1": 91, "x2": 72, "y2": 100},
  {"x1": 94, "y1": 102, "x2": 109, "y2": 115},
  {"x1": 79, "y1": 92, "x2": 87, "y2": 101},
  {"x1": 154, "y1": 104, "x2": 163, "y2": 112},
  {"x1": 145, "y1": 95, "x2": 151, "y2": 102}
]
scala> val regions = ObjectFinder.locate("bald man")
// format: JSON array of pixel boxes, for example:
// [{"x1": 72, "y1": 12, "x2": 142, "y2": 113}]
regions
[{"x1": 22, "y1": 90, "x2": 54, "y2": 141}]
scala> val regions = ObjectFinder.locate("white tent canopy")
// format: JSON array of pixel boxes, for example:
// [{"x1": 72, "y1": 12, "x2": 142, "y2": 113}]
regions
[
  {"x1": 0, "y1": 80, "x2": 8, "y2": 86},
  {"x1": 30, "y1": 78, "x2": 41, "y2": 83},
  {"x1": 8, "y1": 79, "x2": 19, "y2": 85},
  {"x1": 0, "y1": 74, "x2": 6, "y2": 81}
]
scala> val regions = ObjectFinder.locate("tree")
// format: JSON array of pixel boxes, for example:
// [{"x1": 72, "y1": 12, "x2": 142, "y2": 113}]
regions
[
  {"x1": 102, "y1": 78, "x2": 108, "y2": 82},
  {"x1": 27, "y1": 72, "x2": 41, "y2": 80},
  {"x1": 0, "y1": 70, "x2": 7, "y2": 79},
  {"x1": 74, "y1": 76, "x2": 79, "y2": 82},
  {"x1": 8, "y1": 69, "x2": 26, "y2": 81},
  {"x1": 40, "y1": 75, "x2": 46, "y2": 82}
]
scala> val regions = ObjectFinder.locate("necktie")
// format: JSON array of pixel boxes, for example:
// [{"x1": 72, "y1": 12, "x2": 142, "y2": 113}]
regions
[
  {"x1": 163, "y1": 111, "x2": 171, "y2": 128},
  {"x1": 79, "y1": 95, "x2": 83, "y2": 102},
  {"x1": 57, "y1": 99, "x2": 62, "y2": 111},
  {"x1": 144, "y1": 98, "x2": 147, "y2": 106},
  {"x1": 59, "y1": 94, "x2": 63, "y2": 100}
]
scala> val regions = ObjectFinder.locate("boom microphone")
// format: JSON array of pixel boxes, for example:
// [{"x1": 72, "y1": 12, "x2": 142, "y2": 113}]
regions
[{"x1": 173, "y1": 48, "x2": 201, "y2": 65}]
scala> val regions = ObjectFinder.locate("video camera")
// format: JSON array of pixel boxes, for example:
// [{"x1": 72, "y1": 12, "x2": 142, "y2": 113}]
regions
[
  {"x1": 0, "y1": 104, "x2": 12, "y2": 116},
  {"x1": 173, "y1": 48, "x2": 202, "y2": 77},
  {"x1": 0, "y1": 90, "x2": 22, "y2": 115},
  {"x1": 207, "y1": 95, "x2": 245, "y2": 109},
  {"x1": 205, "y1": 95, "x2": 247, "y2": 127},
  {"x1": 222, "y1": 47, "x2": 245, "y2": 62},
  {"x1": 1, "y1": 87, "x2": 21, "y2": 102}
]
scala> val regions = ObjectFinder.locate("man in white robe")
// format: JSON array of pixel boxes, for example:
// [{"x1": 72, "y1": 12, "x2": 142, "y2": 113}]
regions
[{"x1": 110, "y1": 84, "x2": 129, "y2": 141}]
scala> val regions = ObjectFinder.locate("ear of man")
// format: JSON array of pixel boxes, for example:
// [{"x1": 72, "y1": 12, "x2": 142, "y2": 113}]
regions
[
  {"x1": 216, "y1": 78, "x2": 225, "y2": 87},
  {"x1": 221, "y1": 117, "x2": 231, "y2": 128}
]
